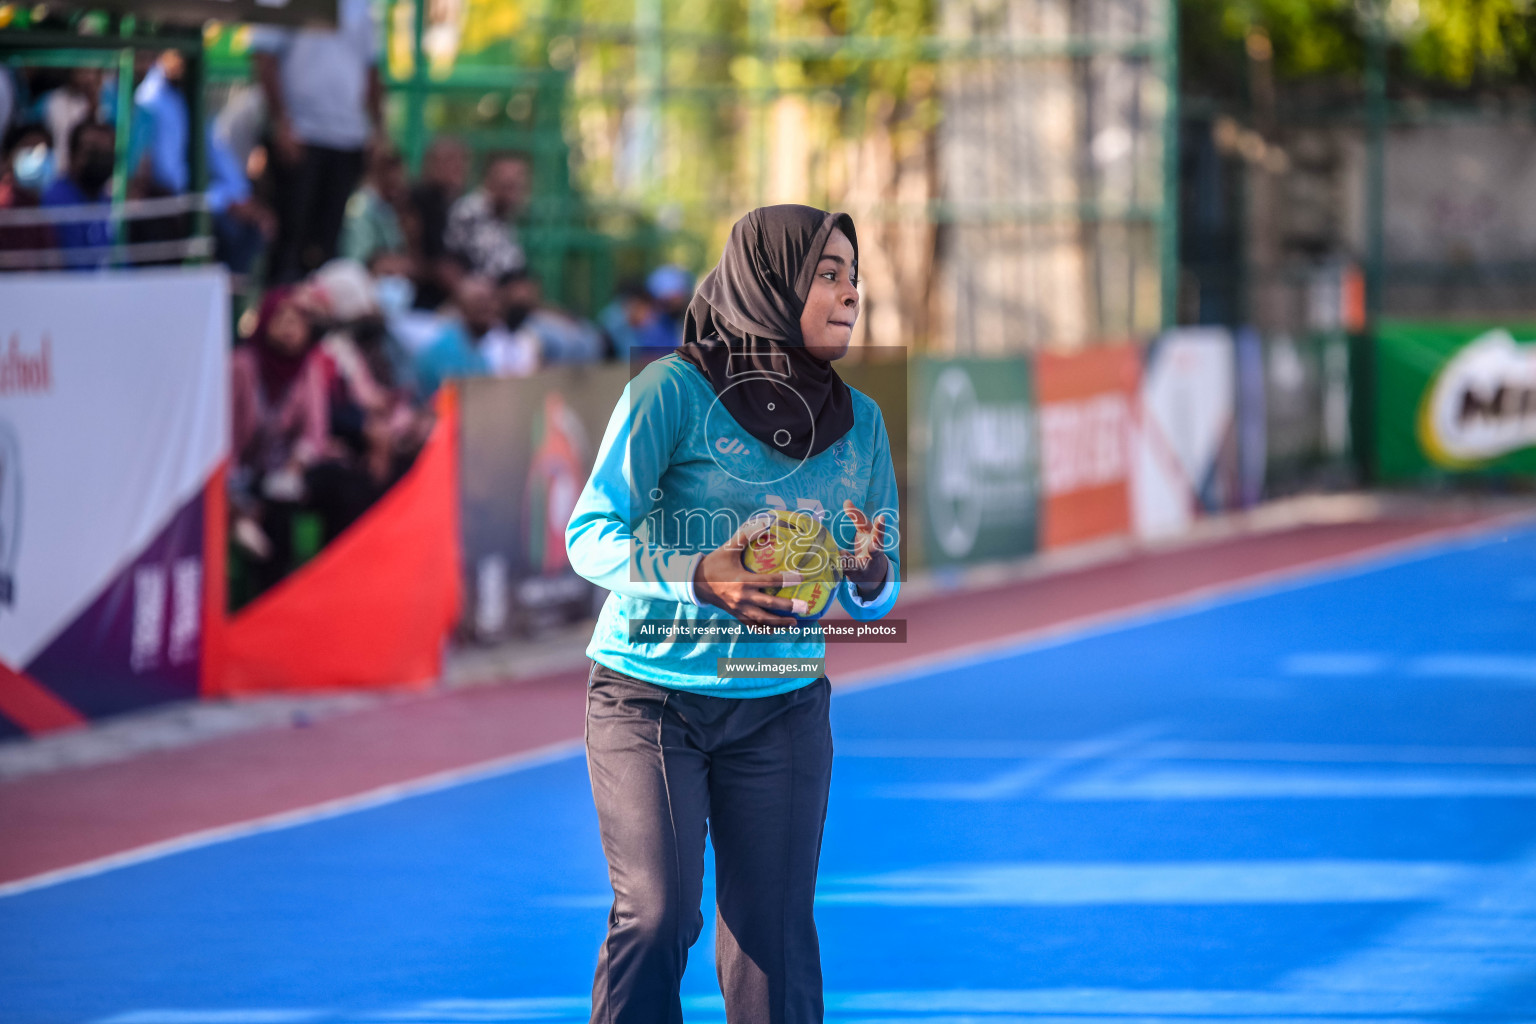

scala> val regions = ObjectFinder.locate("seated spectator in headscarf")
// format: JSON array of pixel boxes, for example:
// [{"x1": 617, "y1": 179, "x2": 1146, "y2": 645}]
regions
[
  {"x1": 40, "y1": 120, "x2": 115, "y2": 269},
  {"x1": 309, "y1": 257, "x2": 424, "y2": 412},
  {"x1": 645, "y1": 263, "x2": 694, "y2": 345},
  {"x1": 303, "y1": 258, "x2": 428, "y2": 542},
  {"x1": 444, "y1": 150, "x2": 528, "y2": 280},
  {"x1": 229, "y1": 287, "x2": 331, "y2": 594},
  {"x1": 0, "y1": 122, "x2": 59, "y2": 263},
  {"x1": 341, "y1": 146, "x2": 409, "y2": 266},
  {"x1": 408, "y1": 135, "x2": 468, "y2": 309},
  {"x1": 597, "y1": 277, "x2": 676, "y2": 361},
  {"x1": 413, "y1": 274, "x2": 539, "y2": 395},
  {"x1": 500, "y1": 268, "x2": 605, "y2": 365}
]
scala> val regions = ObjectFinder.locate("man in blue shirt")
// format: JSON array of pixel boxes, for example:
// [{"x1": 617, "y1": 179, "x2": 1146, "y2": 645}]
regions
[{"x1": 40, "y1": 121, "x2": 114, "y2": 269}]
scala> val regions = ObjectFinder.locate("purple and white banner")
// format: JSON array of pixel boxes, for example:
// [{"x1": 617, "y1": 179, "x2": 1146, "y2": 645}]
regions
[{"x1": 0, "y1": 268, "x2": 228, "y2": 735}]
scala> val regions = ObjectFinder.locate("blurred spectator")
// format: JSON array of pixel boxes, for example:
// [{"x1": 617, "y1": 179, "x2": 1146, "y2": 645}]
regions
[
  {"x1": 132, "y1": 51, "x2": 188, "y2": 195},
  {"x1": 128, "y1": 51, "x2": 273, "y2": 275},
  {"x1": 598, "y1": 277, "x2": 675, "y2": 360},
  {"x1": 408, "y1": 135, "x2": 468, "y2": 310},
  {"x1": 0, "y1": 67, "x2": 15, "y2": 142},
  {"x1": 208, "y1": 121, "x2": 274, "y2": 279},
  {"x1": 251, "y1": 0, "x2": 383, "y2": 283},
  {"x1": 0, "y1": 123, "x2": 58, "y2": 261},
  {"x1": 43, "y1": 69, "x2": 101, "y2": 172},
  {"x1": 340, "y1": 146, "x2": 407, "y2": 265},
  {"x1": 304, "y1": 258, "x2": 429, "y2": 539},
  {"x1": 445, "y1": 151, "x2": 529, "y2": 280},
  {"x1": 41, "y1": 120, "x2": 114, "y2": 270},
  {"x1": 646, "y1": 264, "x2": 693, "y2": 345},
  {"x1": 310, "y1": 257, "x2": 423, "y2": 412},
  {"x1": 230, "y1": 287, "x2": 330, "y2": 593},
  {"x1": 414, "y1": 274, "x2": 539, "y2": 395},
  {"x1": 369, "y1": 249, "x2": 417, "y2": 321},
  {"x1": 214, "y1": 83, "x2": 266, "y2": 176},
  {"x1": 372, "y1": 247, "x2": 448, "y2": 357},
  {"x1": 129, "y1": 50, "x2": 193, "y2": 259},
  {"x1": 501, "y1": 268, "x2": 605, "y2": 365}
]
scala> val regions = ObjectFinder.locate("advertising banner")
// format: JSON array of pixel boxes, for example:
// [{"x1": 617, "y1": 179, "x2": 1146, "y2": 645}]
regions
[
  {"x1": 1375, "y1": 322, "x2": 1536, "y2": 481},
  {"x1": 836, "y1": 353, "x2": 910, "y2": 574},
  {"x1": 0, "y1": 269, "x2": 228, "y2": 736},
  {"x1": 1264, "y1": 330, "x2": 1353, "y2": 494},
  {"x1": 211, "y1": 393, "x2": 461, "y2": 696},
  {"x1": 459, "y1": 365, "x2": 628, "y2": 641},
  {"x1": 1131, "y1": 328, "x2": 1237, "y2": 541},
  {"x1": 911, "y1": 357, "x2": 1037, "y2": 568},
  {"x1": 1036, "y1": 346, "x2": 1139, "y2": 549}
]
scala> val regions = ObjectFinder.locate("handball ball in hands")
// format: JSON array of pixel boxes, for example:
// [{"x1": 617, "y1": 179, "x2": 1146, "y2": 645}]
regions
[{"x1": 740, "y1": 509, "x2": 843, "y2": 622}]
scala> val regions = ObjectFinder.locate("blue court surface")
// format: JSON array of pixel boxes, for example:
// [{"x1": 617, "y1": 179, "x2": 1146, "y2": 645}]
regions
[{"x1": 5, "y1": 523, "x2": 1536, "y2": 1023}]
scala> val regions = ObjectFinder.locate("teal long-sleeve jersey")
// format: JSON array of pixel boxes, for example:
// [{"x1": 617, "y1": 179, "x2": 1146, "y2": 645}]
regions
[{"x1": 565, "y1": 352, "x2": 901, "y2": 697}]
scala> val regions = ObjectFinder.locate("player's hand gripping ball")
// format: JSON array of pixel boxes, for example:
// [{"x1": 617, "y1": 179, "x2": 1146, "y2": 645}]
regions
[{"x1": 740, "y1": 509, "x2": 844, "y2": 622}]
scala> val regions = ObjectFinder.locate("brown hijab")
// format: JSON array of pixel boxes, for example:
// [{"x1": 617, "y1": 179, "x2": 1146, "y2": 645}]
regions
[{"x1": 676, "y1": 204, "x2": 857, "y2": 461}]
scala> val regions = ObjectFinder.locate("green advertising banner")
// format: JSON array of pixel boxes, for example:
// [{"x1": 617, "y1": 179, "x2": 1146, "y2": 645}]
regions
[
  {"x1": 1377, "y1": 321, "x2": 1536, "y2": 481},
  {"x1": 912, "y1": 357, "x2": 1039, "y2": 569}
]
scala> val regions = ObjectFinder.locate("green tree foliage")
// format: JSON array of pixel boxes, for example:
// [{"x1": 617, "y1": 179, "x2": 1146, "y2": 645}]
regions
[{"x1": 1183, "y1": 0, "x2": 1536, "y2": 90}]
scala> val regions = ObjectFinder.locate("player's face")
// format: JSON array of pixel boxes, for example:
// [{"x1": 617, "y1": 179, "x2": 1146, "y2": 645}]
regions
[{"x1": 799, "y1": 228, "x2": 859, "y2": 361}]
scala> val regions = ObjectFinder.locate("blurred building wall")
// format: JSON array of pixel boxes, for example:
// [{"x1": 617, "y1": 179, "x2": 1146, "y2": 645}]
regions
[{"x1": 937, "y1": 0, "x2": 1170, "y2": 355}]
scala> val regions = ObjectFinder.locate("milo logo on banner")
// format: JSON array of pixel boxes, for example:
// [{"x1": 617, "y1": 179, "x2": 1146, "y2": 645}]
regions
[
  {"x1": 919, "y1": 359, "x2": 1038, "y2": 566},
  {"x1": 1418, "y1": 329, "x2": 1536, "y2": 468}
]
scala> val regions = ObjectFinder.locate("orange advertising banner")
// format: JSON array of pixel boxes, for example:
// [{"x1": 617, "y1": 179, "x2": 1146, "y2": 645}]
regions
[{"x1": 1036, "y1": 346, "x2": 1141, "y2": 549}]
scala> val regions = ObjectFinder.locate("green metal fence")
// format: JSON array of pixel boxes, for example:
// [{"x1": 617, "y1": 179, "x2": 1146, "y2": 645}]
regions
[
  {"x1": 8, "y1": 0, "x2": 1180, "y2": 347},
  {"x1": 210, "y1": 0, "x2": 1179, "y2": 343}
]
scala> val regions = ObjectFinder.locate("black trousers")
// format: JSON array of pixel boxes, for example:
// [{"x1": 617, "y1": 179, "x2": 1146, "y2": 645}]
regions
[
  {"x1": 584, "y1": 661, "x2": 834, "y2": 1024},
  {"x1": 268, "y1": 143, "x2": 364, "y2": 284}
]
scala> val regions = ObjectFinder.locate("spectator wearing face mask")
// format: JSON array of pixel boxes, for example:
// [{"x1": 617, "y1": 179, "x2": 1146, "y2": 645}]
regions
[
  {"x1": 413, "y1": 274, "x2": 539, "y2": 396},
  {"x1": 310, "y1": 257, "x2": 422, "y2": 416},
  {"x1": 41, "y1": 120, "x2": 116, "y2": 269},
  {"x1": 0, "y1": 122, "x2": 58, "y2": 262},
  {"x1": 303, "y1": 258, "x2": 428, "y2": 541},
  {"x1": 370, "y1": 247, "x2": 448, "y2": 360},
  {"x1": 500, "y1": 267, "x2": 605, "y2": 365}
]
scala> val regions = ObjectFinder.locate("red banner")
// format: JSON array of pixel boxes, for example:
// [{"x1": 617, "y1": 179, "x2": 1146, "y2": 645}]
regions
[
  {"x1": 1036, "y1": 346, "x2": 1140, "y2": 549},
  {"x1": 206, "y1": 393, "x2": 462, "y2": 696}
]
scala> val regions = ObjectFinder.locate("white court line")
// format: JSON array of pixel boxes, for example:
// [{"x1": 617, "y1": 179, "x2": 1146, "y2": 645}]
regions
[
  {"x1": 7, "y1": 512, "x2": 1533, "y2": 902},
  {"x1": 836, "y1": 738, "x2": 1536, "y2": 765},
  {"x1": 815, "y1": 859, "x2": 1476, "y2": 906},
  {"x1": 876, "y1": 722, "x2": 1167, "y2": 800},
  {"x1": 1051, "y1": 766, "x2": 1536, "y2": 801},
  {"x1": 0, "y1": 740, "x2": 583, "y2": 900}
]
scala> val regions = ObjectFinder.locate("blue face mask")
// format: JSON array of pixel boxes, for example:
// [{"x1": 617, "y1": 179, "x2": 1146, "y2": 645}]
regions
[
  {"x1": 375, "y1": 274, "x2": 416, "y2": 317},
  {"x1": 12, "y1": 144, "x2": 54, "y2": 192}
]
